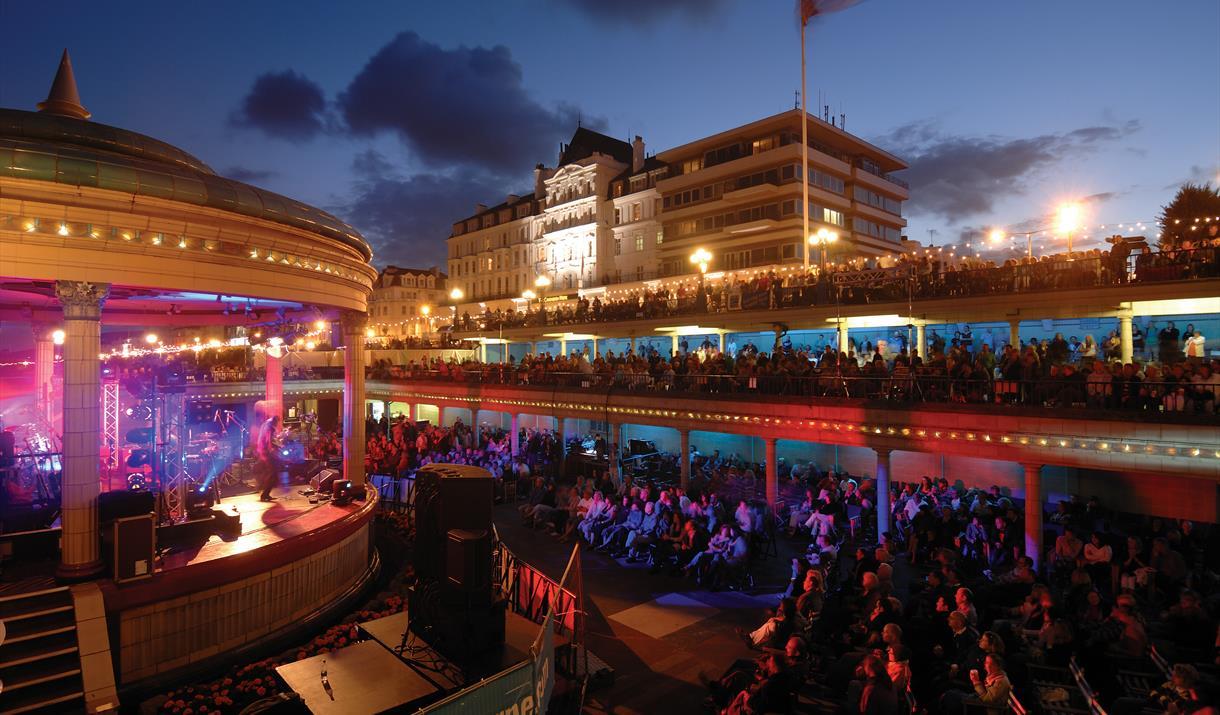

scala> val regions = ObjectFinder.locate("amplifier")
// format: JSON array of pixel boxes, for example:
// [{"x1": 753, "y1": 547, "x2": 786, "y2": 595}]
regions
[{"x1": 310, "y1": 468, "x2": 341, "y2": 493}]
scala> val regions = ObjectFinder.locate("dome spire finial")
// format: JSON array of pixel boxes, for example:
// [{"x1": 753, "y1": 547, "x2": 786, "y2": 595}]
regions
[{"x1": 37, "y1": 49, "x2": 90, "y2": 120}]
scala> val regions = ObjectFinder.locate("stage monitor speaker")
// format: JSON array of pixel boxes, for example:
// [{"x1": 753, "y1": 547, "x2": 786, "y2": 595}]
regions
[
  {"x1": 212, "y1": 508, "x2": 242, "y2": 539},
  {"x1": 310, "y1": 468, "x2": 341, "y2": 493},
  {"x1": 113, "y1": 514, "x2": 155, "y2": 583},
  {"x1": 413, "y1": 464, "x2": 494, "y2": 583},
  {"x1": 99, "y1": 490, "x2": 155, "y2": 523},
  {"x1": 446, "y1": 529, "x2": 491, "y2": 596},
  {"x1": 0, "y1": 431, "x2": 16, "y2": 467}
]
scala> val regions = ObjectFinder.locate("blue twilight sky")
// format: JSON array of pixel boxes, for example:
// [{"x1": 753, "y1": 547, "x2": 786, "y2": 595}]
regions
[{"x1": 1, "y1": 0, "x2": 1217, "y2": 268}]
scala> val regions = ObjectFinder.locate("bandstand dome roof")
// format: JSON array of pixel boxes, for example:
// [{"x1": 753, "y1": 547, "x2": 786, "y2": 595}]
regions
[{"x1": 0, "y1": 52, "x2": 371, "y2": 262}]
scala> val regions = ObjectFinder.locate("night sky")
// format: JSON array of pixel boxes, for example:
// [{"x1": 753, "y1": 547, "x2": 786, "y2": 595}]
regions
[{"x1": 1, "y1": 0, "x2": 1217, "y2": 268}]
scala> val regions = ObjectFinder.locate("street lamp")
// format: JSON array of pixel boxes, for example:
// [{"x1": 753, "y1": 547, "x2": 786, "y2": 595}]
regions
[
  {"x1": 690, "y1": 248, "x2": 712, "y2": 312},
  {"x1": 807, "y1": 227, "x2": 838, "y2": 270},
  {"x1": 1056, "y1": 203, "x2": 1082, "y2": 254},
  {"x1": 448, "y1": 287, "x2": 464, "y2": 331}
]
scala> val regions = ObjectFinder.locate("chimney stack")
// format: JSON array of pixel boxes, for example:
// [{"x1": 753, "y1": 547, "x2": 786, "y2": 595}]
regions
[
  {"x1": 632, "y1": 135, "x2": 645, "y2": 173},
  {"x1": 507, "y1": 193, "x2": 519, "y2": 205}
]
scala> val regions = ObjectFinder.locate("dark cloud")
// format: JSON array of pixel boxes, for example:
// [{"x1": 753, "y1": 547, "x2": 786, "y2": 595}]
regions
[
  {"x1": 561, "y1": 0, "x2": 726, "y2": 24},
  {"x1": 877, "y1": 119, "x2": 1139, "y2": 224},
  {"x1": 230, "y1": 70, "x2": 328, "y2": 141},
  {"x1": 338, "y1": 32, "x2": 597, "y2": 173},
  {"x1": 223, "y1": 166, "x2": 278, "y2": 183},
  {"x1": 338, "y1": 150, "x2": 511, "y2": 268}
]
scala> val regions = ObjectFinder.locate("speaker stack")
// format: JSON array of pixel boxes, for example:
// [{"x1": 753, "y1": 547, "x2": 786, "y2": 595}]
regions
[{"x1": 408, "y1": 464, "x2": 503, "y2": 669}]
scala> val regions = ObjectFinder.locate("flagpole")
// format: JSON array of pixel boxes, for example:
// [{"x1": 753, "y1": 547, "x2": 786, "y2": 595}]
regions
[{"x1": 801, "y1": 16, "x2": 811, "y2": 272}]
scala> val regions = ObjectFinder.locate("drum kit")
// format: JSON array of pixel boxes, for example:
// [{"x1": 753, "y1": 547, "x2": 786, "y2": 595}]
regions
[{"x1": 0, "y1": 427, "x2": 62, "y2": 510}]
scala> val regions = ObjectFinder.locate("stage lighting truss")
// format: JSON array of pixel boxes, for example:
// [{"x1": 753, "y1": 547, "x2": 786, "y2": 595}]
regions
[
  {"x1": 158, "y1": 389, "x2": 189, "y2": 520},
  {"x1": 102, "y1": 380, "x2": 121, "y2": 473}
]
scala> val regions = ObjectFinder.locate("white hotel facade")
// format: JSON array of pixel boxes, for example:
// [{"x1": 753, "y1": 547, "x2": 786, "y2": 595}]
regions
[{"x1": 445, "y1": 109, "x2": 909, "y2": 311}]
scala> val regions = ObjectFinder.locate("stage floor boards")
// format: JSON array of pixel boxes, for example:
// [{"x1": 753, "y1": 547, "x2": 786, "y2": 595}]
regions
[{"x1": 157, "y1": 489, "x2": 361, "y2": 573}]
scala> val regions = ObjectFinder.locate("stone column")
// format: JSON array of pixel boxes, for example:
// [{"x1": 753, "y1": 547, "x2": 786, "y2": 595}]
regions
[
  {"x1": 837, "y1": 320, "x2": 850, "y2": 356},
  {"x1": 874, "y1": 448, "x2": 892, "y2": 539},
  {"x1": 406, "y1": 402, "x2": 415, "y2": 423},
  {"x1": 559, "y1": 337, "x2": 567, "y2": 357},
  {"x1": 608, "y1": 421, "x2": 621, "y2": 485},
  {"x1": 1008, "y1": 319, "x2": 1021, "y2": 348},
  {"x1": 670, "y1": 334, "x2": 679, "y2": 356},
  {"x1": 341, "y1": 311, "x2": 369, "y2": 488},
  {"x1": 915, "y1": 323, "x2": 927, "y2": 362},
  {"x1": 629, "y1": 336, "x2": 637, "y2": 355},
  {"x1": 1023, "y1": 463, "x2": 1043, "y2": 571},
  {"x1": 54, "y1": 281, "x2": 109, "y2": 581},
  {"x1": 592, "y1": 337, "x2": 599, "y2": 359},
  {"x1": 679, "y1": 428, "x2": 691, "y2": 490},
  {"x1": 764, "y1": 437, "x2": 778, "y2": 507},
  {"x1": 718, "y1": 331, "x2": 726, "y2": 353},
  {"x1": 33, "y1": 324, "x2": 56, "y2": 426},
  {"x1": 478, "y1": 341, "x2": 488, "y2": 363},
  {"x1": 264, "y1": 346, "x2": 284, "y2": 421},
  {"x1": 510, "y1": 413, "x2": 520, "y2": 456},
  {"x1": 1118, "y1": 311, "x2": 1134, "y2": 364}
]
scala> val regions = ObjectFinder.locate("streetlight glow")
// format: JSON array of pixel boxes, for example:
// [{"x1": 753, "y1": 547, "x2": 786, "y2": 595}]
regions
[
  {"x1": 1056, "y1": 203, "x2": 1081, "y2": 234},
  {"x1": 420, "y1": 305, "x2": 431, "y2": 316},
  {"x1": 449, "y1": 287, "x2": 464, "y2": 301},
  {"x1": 144, "y1": 333, "x2": 158, "y2": 345},
  {"x1": 988, "y1": 229, "x2": 1006, "y2": 243},
  {"x1": 808, "y1": 228, "x2": 838, "y2": 269},
  {"x1": 51, "y1": 329, "x2": 65, "y2": 345},
  {"x1": 534, "y1": 275, "x2": 551, "y2": 289},
  {"x1": 690, "y1": 247, "x2": 713, "y2": 273},
  {"x1": 521, "y1": 289, "x2": 536, "y2": 300}
]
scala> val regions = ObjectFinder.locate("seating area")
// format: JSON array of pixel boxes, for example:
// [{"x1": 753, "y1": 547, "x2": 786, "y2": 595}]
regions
[{"x1": 699, "y1": 475, "x2": 1218, "y2": 714}]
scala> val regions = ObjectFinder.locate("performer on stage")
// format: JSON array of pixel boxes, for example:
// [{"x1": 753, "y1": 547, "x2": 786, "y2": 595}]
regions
[{"x1": 256, "y1": 414, "x2": 281, "y2": 502}]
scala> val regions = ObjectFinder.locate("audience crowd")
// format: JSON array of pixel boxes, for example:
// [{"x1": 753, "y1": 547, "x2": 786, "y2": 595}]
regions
[{"x1": 458, "y1": 241, "x2": 1219, "y2": 333}]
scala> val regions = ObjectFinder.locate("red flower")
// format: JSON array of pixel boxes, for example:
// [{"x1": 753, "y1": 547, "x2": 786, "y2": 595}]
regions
[{"x1": 256, "y1": 687, "x2": 266, "y2": 697}]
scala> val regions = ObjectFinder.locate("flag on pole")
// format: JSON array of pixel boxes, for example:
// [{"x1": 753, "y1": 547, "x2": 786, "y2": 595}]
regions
[{"x1": 800, "y1": 0, "x2": 863, "y2": 26}]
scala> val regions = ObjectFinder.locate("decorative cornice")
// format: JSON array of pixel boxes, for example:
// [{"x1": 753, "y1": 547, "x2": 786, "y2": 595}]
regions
[
  {"x1": 339, "y1": 310, "x2": 369, "y2": 335},
  {"x1": 55, "y1": 280, "x2": 109, "y2": 320}
]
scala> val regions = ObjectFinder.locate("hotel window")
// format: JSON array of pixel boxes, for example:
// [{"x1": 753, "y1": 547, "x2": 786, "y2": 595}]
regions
[
  {"x1": 782, "y1": 243, "x2": 796, "y2": 259},
  {"x1": 675, "y1": 220, "x2": 698, "y2": 236},
  {"x1": 631, "y1": 202, "x2": 641, "y2": 221},
  {"x1": 751, "y1": 136, "x2": 775, "y2": 154},
  {"x1": 681, "y1": 158, "x2": 702, "y2": 175},
  {"x1": 635, "y1": 234, "x2": 644, "y2": 252},
  {"x1": 614, "y1": 237, "x2": 622, "y2": 255},
  {"x1": 636, "y1": 266, "x2": 644, "y2": 280},
  {"x1": 656, "y1": 229, "x2": 664, "y2": 245},
  {"x1": 653, "y1": 198, "x2": 661, "y2": 216},
  {"x1": 613, "y1": 183, "x2": 623, "y2": 198},
  {"x1": 614, "y1": 208, "x2": 621, "y2": 225},
  {"x1": 823, "y1": 208, "x2": 845, "y2": 227}
]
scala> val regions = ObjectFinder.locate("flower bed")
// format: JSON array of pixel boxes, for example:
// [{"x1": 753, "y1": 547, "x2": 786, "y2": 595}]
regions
[{"x1": 149, "y1": 511, "x2": 414, "y2": 714}]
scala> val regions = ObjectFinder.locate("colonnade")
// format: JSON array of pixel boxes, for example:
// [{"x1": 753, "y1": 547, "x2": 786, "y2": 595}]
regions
[{"x1": 391, "y1": 399, "x2": 1051, "y2": 566}]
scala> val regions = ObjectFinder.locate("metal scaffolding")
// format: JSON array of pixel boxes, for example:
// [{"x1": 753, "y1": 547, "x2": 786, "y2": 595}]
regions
[{"x1": 102, "y1": 380, "x2": 120, "y2": 474}]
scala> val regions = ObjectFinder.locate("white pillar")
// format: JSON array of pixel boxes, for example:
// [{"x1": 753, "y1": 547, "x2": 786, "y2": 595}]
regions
[
  {"x1": 629, "y1": 336, "x2": 637, "y2": 355},
  {"x1": 510, "y1": 413, "x2": 520, "y2": 456},
  {"x1": 874, "y1": 448, "x2": 892, "y2": 539},
  {"x1": 837, "y1": 320, "x2": 850, "y2": 356},
  {"x1": 915, "y1": 323, "x2": 927, "y2": 361},
  {"x1": 560, "y1": 338, "x2": 567, "y2": 357},
  {"x1": 765, "y1": 437, "x2": 778, "y2": 507},
  {"x1": 341, "y1": 311, "x2": 368, "y2": 487},
  {"x1": 479, "y1": 341, "x2": 488, "y2": 363},
  {"x1": 1119, "y1": 311, "x2": 1133, "y2": 364},
  {"x1": 670, "y1": 334, "x2": 679, "y2": 356},
  {"x1": 54, "y1": 281, "x2": 109, "y2": 581},
  {"x1": 679, "y1": 428, "x2": 691, "y2": 490},
  {"x1": 1024, "y1": 463, "x2": 1043, "y2": 571},
  {"x1": 592, "y1": 337, "x2": 599, "y2": 359},
  {"x1": 1008, "y1": 319, "x2": 1021, "y2": 348},
  {"x1": 264, "y1": 347, "x2": 284, "y2": 421},
  {"x1": 406, "y1": 402, "x2": 415, "y2": 423},
  {"x1": 718, "y1": 331, "x2": 726, "y2": 353},
  {"x1": 33, "y1": 325, "x2": 55, "y2": 426}
]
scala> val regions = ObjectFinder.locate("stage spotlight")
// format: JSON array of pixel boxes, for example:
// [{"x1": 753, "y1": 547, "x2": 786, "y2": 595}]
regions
[
  {"x1": 125, "y1": 426, "x2": 154, "y2": 444},
  {"x1": 186, "y1": 484, "x2": 216, "y2": 514},
  {"x1": 126, "y1": 473, "x2": 147, "y2": 491},
  {"x1": 332, "y1": 479, "x2": 358, "y2": 506}
]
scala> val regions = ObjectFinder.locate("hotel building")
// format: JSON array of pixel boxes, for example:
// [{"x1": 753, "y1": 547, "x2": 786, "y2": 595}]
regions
[
  {"x1": 368, "y1": 265, "x2": 448, "y2": 340},
  {"x1": 446, "y1": 109, "x2": 908, "y2": 306}
]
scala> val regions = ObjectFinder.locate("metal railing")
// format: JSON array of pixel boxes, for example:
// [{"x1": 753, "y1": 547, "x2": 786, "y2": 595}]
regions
[
  {"x1": 455, "y1": 246, "x2": 1219, "y2": 332},
  {"x1": 393, "y1": 369, "x2": 1220, "y2": 418}
]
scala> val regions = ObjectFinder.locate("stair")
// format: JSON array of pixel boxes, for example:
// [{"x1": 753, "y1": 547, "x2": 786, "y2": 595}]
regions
[{"x1": 0, "y1": 586, "x2": 85, "y2": 714}]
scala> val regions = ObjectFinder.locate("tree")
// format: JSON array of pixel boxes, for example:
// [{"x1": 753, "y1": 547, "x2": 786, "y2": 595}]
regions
[{"x1": 1158, "y1": 183, "x2": 1220, "y2": 247}]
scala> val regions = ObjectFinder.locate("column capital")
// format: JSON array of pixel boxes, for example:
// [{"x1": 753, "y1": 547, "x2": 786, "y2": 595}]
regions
[
  {"x1": 874, "y1": 447, "x2": 893, "y2": 458},
  {"x1": 1021, "y1": 462, "x2": 1043, "y2": 474},
  {"x1": 339, "y1": 310, "x2": 369, "y2": 335},
  {"x1": 55, "y1": 280, "x2": 109, "y2": 320}
]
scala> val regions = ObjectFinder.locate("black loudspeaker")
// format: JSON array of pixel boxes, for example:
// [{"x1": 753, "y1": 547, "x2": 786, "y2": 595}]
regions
[
  {"x1": 1, "y1": 430, "x2": 17, "y2": 467},
  {"x1": 211, "y1": 508, "x2": 242, "y2": 539},
  {"x1": 413, "y1": 464, "x2": 494, "y2": 583},
  {"x1": 99, "y1": 490, "x2": 155, "y2": 523},
  {"x1": 446, "y1": 529, "x2": 491, "y2": 596},
  {"x1": 310, "y1": 468, "x2": 341, "y2": 493},
  {"x1": 113, "y1": 514, "x2": 155, "y2": 583}
]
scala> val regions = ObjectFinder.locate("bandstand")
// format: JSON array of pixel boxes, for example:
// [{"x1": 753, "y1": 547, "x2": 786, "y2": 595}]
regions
[{"x1": 0, "y1": 52, "x2": 378, "y2": 710}]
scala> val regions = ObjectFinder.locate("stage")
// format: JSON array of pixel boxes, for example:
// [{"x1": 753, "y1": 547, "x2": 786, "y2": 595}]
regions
[{"x1": 100, "y1": 485, "x2": 379, "y2": 687}]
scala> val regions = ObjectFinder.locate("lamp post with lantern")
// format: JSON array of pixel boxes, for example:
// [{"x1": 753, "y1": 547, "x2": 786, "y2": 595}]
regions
[
  {"x1": 808, "y1": 227, "x2": 838, "y2": 271},
  {"x1": 690, "y1": 247, "x2": 712, "y2": 312}
]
